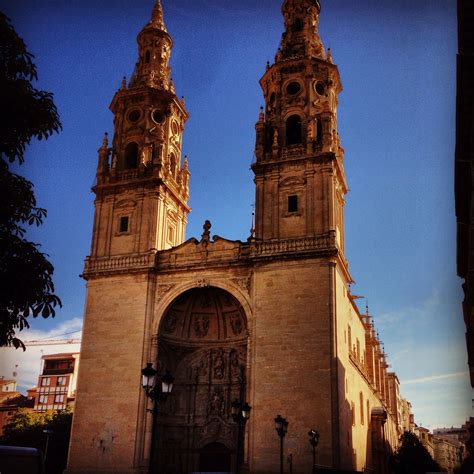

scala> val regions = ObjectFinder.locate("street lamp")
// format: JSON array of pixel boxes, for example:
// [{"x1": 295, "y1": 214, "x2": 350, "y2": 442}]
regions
[
  {"x1": 231, "y1": 399, "x2": 252, "y2": 474},
  {"x1": 308, "y1": 429, "x2": 320, "y2": 473},
  {"x1": 141, "y1": 363, "x2": 174, "y2": 402},
  {"x1": 274, "y1": 415, "x2": 289, "y2": 474},
  {"x1": 141, "y1": 363, "x2": 174, "y2": 474}
]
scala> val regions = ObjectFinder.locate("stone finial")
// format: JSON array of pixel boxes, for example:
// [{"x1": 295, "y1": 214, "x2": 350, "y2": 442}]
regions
[
  {"x1": 327, "y1": 48, "x2": 333, "y2": 63},
  {"x1": 201, "y1": 220, "x2": 212, "y2": 243},
  {"x1": 183, "y1": 155, "x2": 189, "y2": 170},
  {"x1": 150, "y1": 0, "x2": 167, "y2": 31},
  {"x1": 101, "y1": 132, "x2": 109, "y2": 149},
  {"x1": 97, "y1": 132, "x2": 110, "y2": 175},
  {"x1": 258, "y1": 106, "x2": 264, "y2": 123},
  {"x1": 120, "y1": 76, "x2": 127, "y2": 90},
  {"x1": 266, "y1": 61, "x2": 271, "y2": 71}
]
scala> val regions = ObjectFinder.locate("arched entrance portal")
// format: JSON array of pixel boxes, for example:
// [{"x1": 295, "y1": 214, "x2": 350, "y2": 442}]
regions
[
  {"x1": 154, "y1": 287, "x2": 248, "y2": 473},
  {"x1": 199, "y1": 443, "x2": 231, "y2": 472}
]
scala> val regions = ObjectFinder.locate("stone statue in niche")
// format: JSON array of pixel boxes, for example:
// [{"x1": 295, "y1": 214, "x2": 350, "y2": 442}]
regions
[
  {"x1": 230, "y1": 350, "x2": 242, "y2": 380},
  {"x1": 163, "y1": 312, "x2": 178, "y2": 334},
  {"x1": 213, "y1": 349, "x2": 225, "y2": 379},
  {"x1": 196, "y1": 358, "x2": 207, "y2": 377},
  {"x1": 194, "y1": 314, "x2": 209, "y2": 338},
  {"x1": 273, "y1": 128, "x2": 279, "y2": 146},
  {"x1": 209, "y1": 389, "x2": 225, "y2": 416},
  {"x1": 307, "y1": 119, "x2": 316, "y2": 141},
  {"x1": 230, "y1": 312, "x2": 243, "y2": 335}
]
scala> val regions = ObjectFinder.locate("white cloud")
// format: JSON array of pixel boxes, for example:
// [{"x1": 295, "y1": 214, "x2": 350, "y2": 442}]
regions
[
  {"x1": 402, "y1": 371, "x2": 469, "y2": 385},
  {"x1": 0, "y1": 318, "x2": 83, "y2": 393}
]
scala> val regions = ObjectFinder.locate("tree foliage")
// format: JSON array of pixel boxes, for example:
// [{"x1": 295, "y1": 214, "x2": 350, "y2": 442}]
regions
[
  {"x1": 0, "y1": 408, "x2": 73, "y2": 474},
  {"x1": 391, "y1": 431, "x2": 442, "y2": 474},
  {"x1": 0, "y1": 12, "x2": 62, "y2": 349}
]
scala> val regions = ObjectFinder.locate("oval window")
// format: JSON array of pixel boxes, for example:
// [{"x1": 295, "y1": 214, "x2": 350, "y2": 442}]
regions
[
  {"x1": 286, "y1": 82, "x2": 301, "y2": 95},
  {"x1": 152, "y1": 109, "x2": 165, "y2": 124},
  {"x1": 315, "y1": 81, "x2": 326, "y2": 96},
  {"x1": 127, "y1": 109, "x2": 141, "y2": 123}
]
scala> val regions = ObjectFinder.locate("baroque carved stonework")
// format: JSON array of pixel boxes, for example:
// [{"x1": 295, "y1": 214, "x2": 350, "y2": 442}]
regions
[{"x1": 231, "y1": 277, "x2": 251, "y2": 295}]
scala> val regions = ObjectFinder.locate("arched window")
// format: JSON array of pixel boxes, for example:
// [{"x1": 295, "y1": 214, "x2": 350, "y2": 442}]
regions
[
  {"x1": 145, "y1": 50, "x2": 151, "y2": 63},
  {"x1": 360, "y1": 392, "x2": 364, "y2": 425},
  {"x1": 293, "y1": 18, "x2": 304, "y2": 32},
  {"x1": 286, "y1": 115, "x2": 302, "y2": 145},
  {"x1": 124, "y1": 142, "x2": 139, "y2": 169}
]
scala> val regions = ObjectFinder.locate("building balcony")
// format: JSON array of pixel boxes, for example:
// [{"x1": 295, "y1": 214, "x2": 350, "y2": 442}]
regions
[{"x1": 42, "y1": 368, "x2": 73, "y2": 376}]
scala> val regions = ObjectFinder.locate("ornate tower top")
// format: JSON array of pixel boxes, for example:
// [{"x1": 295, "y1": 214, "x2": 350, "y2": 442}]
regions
[
  {"x1": 89, "y1": 0, "x2": 190, "y2": 259},
  {"x1": 278, "y1": 0, "x2": 325, "y2": 62},
  {"x1": 149, "y1": 0, "x2": 167, "y2": 31},
  {"x1": 252, "y1": 0, "x2": 347, "y2": 250},
  {"x1": 131, "y1": 0, "x2": 173, "y2": 89}
]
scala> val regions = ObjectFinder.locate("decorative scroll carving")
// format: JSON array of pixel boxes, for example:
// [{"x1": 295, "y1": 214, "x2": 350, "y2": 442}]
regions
[
  {"x1": 116, "y1": 199, "x2": 137, "y2": 209},
  {"x1": 280, "y1": 176, "x2": 306, "y2": 187},
  {"x1": 157, "y1": 283, "x2": 176, "y2": 297},
  {"x1": 231, "y1": 277, "x2": 251, "y2": 294},
  {"x1": 196, "y1": 278, "x2": 209, "y2": 288}
]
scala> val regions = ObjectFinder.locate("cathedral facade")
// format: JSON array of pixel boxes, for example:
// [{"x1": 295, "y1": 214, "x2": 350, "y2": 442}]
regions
[{"x1": 66, "y1": 1, "x2": 408, "y2": 473}]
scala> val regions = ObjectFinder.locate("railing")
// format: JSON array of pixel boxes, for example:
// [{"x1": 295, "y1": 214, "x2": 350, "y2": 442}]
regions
[
  {"x1": 250, "y1": 232, "x2": 336, "y2": 257},
  {"x1": 84, "y1": 251, "x2": 156, "y2": 275},
  {"x1": 114, "y1": 169, "x2": 139, "y2": 181}
]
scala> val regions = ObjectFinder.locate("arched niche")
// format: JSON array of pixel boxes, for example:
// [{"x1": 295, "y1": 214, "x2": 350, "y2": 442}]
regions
[
  {"x1": 153, "y1": 287, "x2": 249, "y2": 473},
  {"x1": 286, "y1": 114, "x2": 302, "y2": 145},
  {"x1": 123, "y1": 142, "x2": 139, "y2": 169}
]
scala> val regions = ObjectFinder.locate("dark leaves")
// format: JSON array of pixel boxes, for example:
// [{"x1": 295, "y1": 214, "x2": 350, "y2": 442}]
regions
[{"x1": 0, "y1": 13, "x2": 62, "y2": 349}]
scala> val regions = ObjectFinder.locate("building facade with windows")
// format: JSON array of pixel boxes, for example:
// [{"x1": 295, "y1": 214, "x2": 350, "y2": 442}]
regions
[
  {"x1": 66, "y1": 1, "x2": 409, "y2": 473},
  {"x1": 34, "y1": 353, "x2": 80, "y2": 413}
]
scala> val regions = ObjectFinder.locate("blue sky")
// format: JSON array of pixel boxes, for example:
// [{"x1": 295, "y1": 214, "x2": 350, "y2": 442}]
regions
[{"x1": 0, "y1": 0, "x2": 470, "y2": 430}]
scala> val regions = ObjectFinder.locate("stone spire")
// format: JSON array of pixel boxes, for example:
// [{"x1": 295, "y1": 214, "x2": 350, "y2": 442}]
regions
[
  {"x1": 148, "y1": 0, "x2": 167, "y2": 32},
  {"x1": 277, "y1": 0, "x2": 325, "y2": 62},
  {"x1": 130, "y1": 0, "x2": 173, "y2": 89}
]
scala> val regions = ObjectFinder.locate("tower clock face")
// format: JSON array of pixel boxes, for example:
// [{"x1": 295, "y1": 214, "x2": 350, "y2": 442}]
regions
[
  {"x1": 152, "y1": 109, "x2": 165, "y2": 124},
  {"x1": 127, "y1": 108, "x2": 142, "y2": 123}
]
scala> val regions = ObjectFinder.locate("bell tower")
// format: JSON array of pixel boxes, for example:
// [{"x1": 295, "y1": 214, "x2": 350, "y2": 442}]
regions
[
  {"x1": 252, "y1": 0, "x2": 347, "y2": 251},
  {"x1": 92, "y1": 0, "x2": 190, "y2": 260}
]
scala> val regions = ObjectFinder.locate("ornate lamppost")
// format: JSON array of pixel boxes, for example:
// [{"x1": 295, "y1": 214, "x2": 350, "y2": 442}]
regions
[
  {"x1": 308, "y1": 429, "x2": 320, "y2": 473},
  {"x1": 231, "y1": 399, "x2": 252, "y2": 474},
  {"x1": 274, "y1": 415, "x2": 289, "y2": 474},
  {"x1": 141, "y1": 363, "x2": 174, "y2": 474}
]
